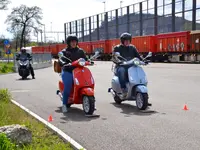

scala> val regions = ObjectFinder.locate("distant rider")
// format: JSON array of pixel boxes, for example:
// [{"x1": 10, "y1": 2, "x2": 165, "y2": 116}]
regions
[
  {"x1": 16, "y1": 48, "x2": 35, "y2": 79},
  {"x1": 112, "y1": 32, "x2": 143, "y2": 97},
  {"x1": 58, "y1": 35, "x2": 89, "y2": 113}
]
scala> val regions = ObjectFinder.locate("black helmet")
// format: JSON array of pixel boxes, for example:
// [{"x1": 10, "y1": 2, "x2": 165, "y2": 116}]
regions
[
  {"x1": 120, "y1": 32, "x2": 132, "y2": 44},
  {"x1": 66, "y1": 34, "x2": 78, "y2": 46},
  {"x1": 21, "y1": 47, "x2": 26, "y2": 53}
]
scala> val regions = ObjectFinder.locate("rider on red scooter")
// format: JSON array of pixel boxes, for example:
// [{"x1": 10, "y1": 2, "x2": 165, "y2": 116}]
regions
[{"x1": 58, "y1": 35, "x2": 89, "y2": 113}]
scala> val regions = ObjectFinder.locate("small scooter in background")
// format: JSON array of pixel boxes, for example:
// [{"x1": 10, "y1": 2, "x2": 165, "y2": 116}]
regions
[{"x1": 17, "y1": 57, "x2": 31, "y2": 80}]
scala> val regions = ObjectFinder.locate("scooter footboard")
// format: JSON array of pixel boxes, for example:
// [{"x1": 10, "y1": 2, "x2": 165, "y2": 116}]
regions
[
  {"x1": 80, "y1": 88, "x2": 94, "y2": 96},
  {"x1": 135, "y1": 85, "x2": 148, "y2": 93}
]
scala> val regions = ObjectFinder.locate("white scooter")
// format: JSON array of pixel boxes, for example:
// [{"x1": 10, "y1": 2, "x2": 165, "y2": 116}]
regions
[{"x1": 108, "y1": 52, "x2": 152, "y2": 110}]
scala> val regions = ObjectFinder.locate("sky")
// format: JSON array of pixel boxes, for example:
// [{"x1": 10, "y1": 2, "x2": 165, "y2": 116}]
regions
[
  {"x1": 0, "y1": 0, "x2": 199, "y2": 42},
  {"x1": 0, "y1": 0, "x2": 145, "y2": 41}
]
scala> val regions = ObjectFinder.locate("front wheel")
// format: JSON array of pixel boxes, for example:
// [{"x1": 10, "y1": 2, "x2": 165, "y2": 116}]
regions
[
  {"x1": 114, "y1": 95, "x2": 122, "y2": 104},
  {"x1": 82, "y1": 96, "x2": 95, "y2": 115},
  {"x1": 136, "y1": 93, "x2": 148, "y2": 110}
]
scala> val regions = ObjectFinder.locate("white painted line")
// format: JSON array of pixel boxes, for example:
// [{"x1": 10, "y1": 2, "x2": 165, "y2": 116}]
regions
[{"x1": 11, "y1": 99, "x2": 86, "y2": 150}]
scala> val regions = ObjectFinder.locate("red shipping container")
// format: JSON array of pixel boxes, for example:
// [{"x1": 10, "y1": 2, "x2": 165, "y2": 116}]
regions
[
  {"x1": 156, "y1": 31, "x2": 190, "y2": 53},
  {"x1": 105, "y1": 39, "x2": 121, "y2": 54},
  {"x1": 49, "y1": 44, "x2": 57, "y2": 56},
  {"x1": 32, "y1": 46, "x2": 43, "y2": 53},
  {"x1": 78, "y1": 42, "x2": 92, "y2": 54},
  {"x1": 190, "y1": 30, "x2": 200, "y2": 52},
  {"x1": 132, "y1": 35, "x2": 156, "y2": 53},
  {"x1": 56, "y1": 44, "x2": 67, "y2": 53},
  {"x1": 43, "y1": 45, "x2": 50, "y2": 53},
  {"x1": 91, "y1": 40, "x2": 106, "y2": 54}
]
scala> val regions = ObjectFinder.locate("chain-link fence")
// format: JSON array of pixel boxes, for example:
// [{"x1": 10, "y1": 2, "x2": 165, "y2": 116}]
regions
[{"x1": 64, "y1": 0, "x2": 200, "y2": 42}]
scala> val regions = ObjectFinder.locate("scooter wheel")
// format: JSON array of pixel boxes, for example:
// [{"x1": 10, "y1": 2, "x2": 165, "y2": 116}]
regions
[
  {"x1": 82, "y1": 96, "x2": 95, "y2": 115},
  {"x1": 136, "y1": 93, "x2": 148, "y2": 110}
]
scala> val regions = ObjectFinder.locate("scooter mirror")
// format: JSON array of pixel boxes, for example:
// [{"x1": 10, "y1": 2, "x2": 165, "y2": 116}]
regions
[
  {"x1": 147, "y1": 52, "x2": 152, "y2": 57},
  {"x1": 114, "y1": 52, "x2": 120, "y2": 57},
  {"x1": 95, "y1": 51, "x2": 100, "y2": 55}
]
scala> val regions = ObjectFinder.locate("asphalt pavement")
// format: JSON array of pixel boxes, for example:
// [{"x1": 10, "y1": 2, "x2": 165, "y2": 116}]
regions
[{"x1": 0, "y1": 62, "x2": 200, "y2": 150}]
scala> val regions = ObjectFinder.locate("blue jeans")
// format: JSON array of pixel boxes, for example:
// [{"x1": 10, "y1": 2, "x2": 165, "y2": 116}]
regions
[
  {"x1": 117, "y1": 66, "x2": 128, "y2": 89},
  {"x1": 61, "y1": 70, "x2": 73, "y2": 105}
]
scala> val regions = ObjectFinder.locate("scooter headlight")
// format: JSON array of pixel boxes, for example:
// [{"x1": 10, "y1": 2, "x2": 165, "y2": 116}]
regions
[
  {"x1": 133, "y1": 58, "x2": 140, "y2": 66},
  {"x1": 78, "y1": 58, "x2": 86, "y2": 66}
]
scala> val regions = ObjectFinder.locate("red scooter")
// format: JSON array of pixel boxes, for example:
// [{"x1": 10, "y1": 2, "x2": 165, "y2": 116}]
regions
[{"x1": 54, "y1": 52, "x2": 100, "y2": 115}]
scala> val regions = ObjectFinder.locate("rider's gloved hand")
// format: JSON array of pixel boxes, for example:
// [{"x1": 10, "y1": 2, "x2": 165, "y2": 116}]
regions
[
  {"x1": 144, "y1": 60, "x2": 149, "y2": 65},
  {"x1": 88, "y1": 59, "x2": 94, "y2": 65}
]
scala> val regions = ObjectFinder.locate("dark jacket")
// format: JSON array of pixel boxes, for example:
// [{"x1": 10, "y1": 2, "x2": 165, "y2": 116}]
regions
[
  {"x1": 112, "y1": 44, "x2": 142, "y2": 64},
  {"x1": 58, "y1": 47, "x2": 88, "y2": 72},
  {"x1": 16, "y1": 52, "x2": 32, "y2": 60}
]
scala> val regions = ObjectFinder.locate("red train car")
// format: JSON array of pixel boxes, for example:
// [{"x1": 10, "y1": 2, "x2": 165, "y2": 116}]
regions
[
  {"x1": 78, "y1": 42, "x2": 92, "y2": 54},
  {"x1": 132, "y1": 35, "x2": 156, "y2": 54},
  {"x1": 43, "y1": 45, "x2": 50, "y2": 53},
  {"x1": 33, "y1": 30, "x2": 200, "y2": 62},
  {"x1": 154, "y1": 31, "x2": 191, "y2": 62},
  {"x1": 50, "y1": 44, "x2": 67, "y2": 58},
  {"x1": 32, "y1": 46, "x2": 44, "y2": 53},
  {"x1": 156, "y1": 31, "x2": 190, "y2": 53}
]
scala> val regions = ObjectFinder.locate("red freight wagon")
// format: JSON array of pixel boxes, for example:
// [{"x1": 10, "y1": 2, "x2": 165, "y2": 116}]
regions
[
  {"x1": 105, "y1": 39, "x2": 121, "y2": 54},
  {"x1": 156, "y1": 31, "x2": 190, "y2": 53},
  {"x1": 56, "y1": 44, "x2": 67, "y2": 53},
  {"x1": 91, "y1": 40, "x2": 106, "y2": 54},
  {"x1": 49, "y1": 44, "x2": 57, "y2": 57},
  {"x1": 132, "y1": 35, "x2": 156, "y2": 53},
  {"x1": 50, "y1": 44, "x2": 67, "y2": 58},
  {"x1": 78, "y1": 42, "x2": 92, "y2": 54},
  {"x1": 190, "y1": 30, "x2": 200, "y2": 52},
  {"x1": 32, "y1": 46, "x2": 44, "y2": 53},
  {"x1": 43, "y1": 45, "x2": 50, "y2": 53}
]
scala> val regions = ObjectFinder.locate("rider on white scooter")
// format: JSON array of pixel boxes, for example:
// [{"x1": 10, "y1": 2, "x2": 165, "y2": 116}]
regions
[
  {"x1": 58, "y1": 34, "x2": 91, "y2": 113},
  {"x1": 112, "y1": 32, "x2": 148, "y2": 98}
]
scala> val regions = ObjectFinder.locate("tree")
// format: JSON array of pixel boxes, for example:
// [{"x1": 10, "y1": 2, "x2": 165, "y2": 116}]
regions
[
  {"x1": 0, "y1": 0, "x2": 10, "y2": 10},
  {"x1": 5, "y1": 5, "x2": 43, "y2": 48}
]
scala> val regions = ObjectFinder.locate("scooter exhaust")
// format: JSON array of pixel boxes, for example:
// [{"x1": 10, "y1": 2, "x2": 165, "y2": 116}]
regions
[
  {"x1": 56, "y1": 90, "x2": 63, "y2": 101},
  {"x1": 108, "y1": 88, "x2": 115, "y2": 97}
]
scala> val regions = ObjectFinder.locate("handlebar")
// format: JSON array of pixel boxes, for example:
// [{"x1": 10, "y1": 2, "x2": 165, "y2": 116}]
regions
[
  {"x1": 63, "y1": 58, "x2": 94, "y2": 68},
  {"x1": 118, "y1": 58, "x2": 148, "y2": 67}
]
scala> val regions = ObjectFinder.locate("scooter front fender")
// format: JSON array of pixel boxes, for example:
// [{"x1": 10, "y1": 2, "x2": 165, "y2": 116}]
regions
[
  {"x1": 135, "y1": 85, "x2": 148, "y2": 93},
  {"x1": 80, "y1": 87, "x2": 94, "y2": 96}
]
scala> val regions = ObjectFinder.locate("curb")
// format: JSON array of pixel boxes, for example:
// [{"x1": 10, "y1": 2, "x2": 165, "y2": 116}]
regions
[{"x1": 11, "y1": 99, "x2": 86, "y2": 150}]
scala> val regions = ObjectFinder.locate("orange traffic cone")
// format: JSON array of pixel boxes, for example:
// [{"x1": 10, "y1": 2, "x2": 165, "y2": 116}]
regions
[
  {"x1": 183, "y1": 104, "x2": 188, "y2": 110},
  {"x1": 48, "y1": 115, "x2": 53, "y2": 122}
]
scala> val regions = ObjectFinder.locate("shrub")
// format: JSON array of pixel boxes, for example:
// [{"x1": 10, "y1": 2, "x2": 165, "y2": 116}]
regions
[
  {"x1": 0, "y1": 88, "x2": 11, "y2": 103},
  {"x1": 0, "y1": 133, "x2": 15, "y2": 150}
]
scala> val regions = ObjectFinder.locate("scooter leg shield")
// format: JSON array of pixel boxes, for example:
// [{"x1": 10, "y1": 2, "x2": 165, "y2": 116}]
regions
[
  {"x1": 135, "y1": 85, "x2": 148, "y2": 93},
  {"x1": 80, "y1": 88, "x2": 94, "y2": 96}
]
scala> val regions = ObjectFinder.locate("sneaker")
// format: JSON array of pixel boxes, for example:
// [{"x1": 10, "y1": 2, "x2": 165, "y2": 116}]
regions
[
  {"x1": 32, "y1": 76, "x2": 35, "y2": 79},
  {"x1": 62, "y1": 105, "x2": 68, "y2": 113},
  {"x1": 121, "y1": 88, "x2": 128, "y2": 97}
]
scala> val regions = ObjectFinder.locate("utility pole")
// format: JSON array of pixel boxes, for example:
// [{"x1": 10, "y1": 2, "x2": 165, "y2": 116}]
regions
[
  {"x1": 120, "y1": 1, "x2": 123, "y2": 16},
  {"x1": 103, "y1": 1, "x2": 106, "y2": 13}
]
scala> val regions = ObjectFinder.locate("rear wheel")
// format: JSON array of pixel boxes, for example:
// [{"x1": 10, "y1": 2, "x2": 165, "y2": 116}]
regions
[
  {"x1": 82, "y1": 96, "x2": 95, "y2": 115},
  {"x1": 136, "y1": 93, "x2": 148, "y2": 110}
]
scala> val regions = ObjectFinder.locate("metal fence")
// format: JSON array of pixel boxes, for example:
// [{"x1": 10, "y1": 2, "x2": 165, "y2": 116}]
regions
[{"x1": 64, "y1": 0, "x2": 200, "y2": 42}]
